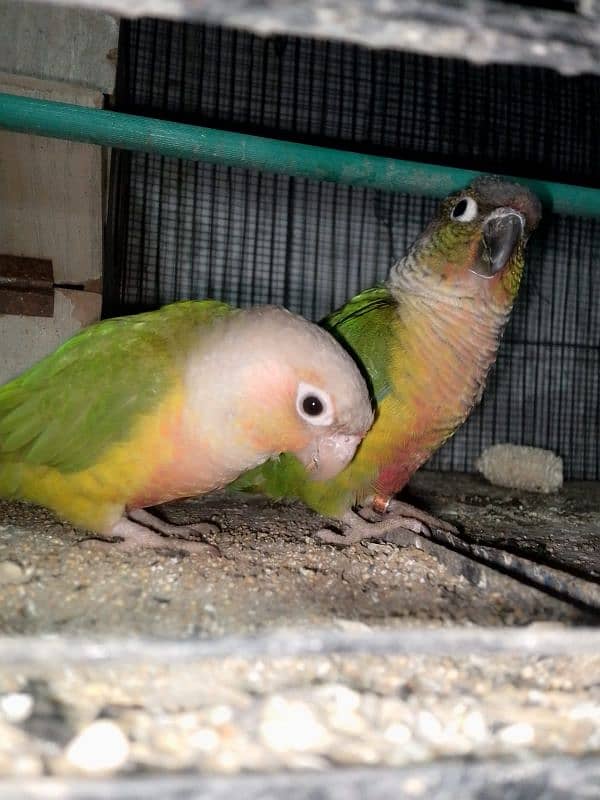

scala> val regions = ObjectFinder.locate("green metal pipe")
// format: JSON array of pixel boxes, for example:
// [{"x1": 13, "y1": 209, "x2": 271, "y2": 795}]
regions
[{"x1": 0, "y1": 91, "x2": 599, "y2": 218}]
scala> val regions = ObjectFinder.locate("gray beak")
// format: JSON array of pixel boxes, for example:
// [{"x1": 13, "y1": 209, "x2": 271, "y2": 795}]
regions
[
  {"x1": 473, "y1": 209, "x2": 524, "y2": 278},
  {"x1": 296, "y1": 433, "x2": 363, "y2": 482}
]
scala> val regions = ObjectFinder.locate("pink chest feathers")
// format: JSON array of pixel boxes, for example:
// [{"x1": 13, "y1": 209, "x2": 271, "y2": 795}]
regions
[{"x1": 125, "y1": 403, "x2": 230, "y2": 509}]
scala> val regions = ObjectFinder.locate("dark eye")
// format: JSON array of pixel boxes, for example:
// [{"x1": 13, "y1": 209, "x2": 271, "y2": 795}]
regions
[
  {"x1": 451, "y1": 196, "x2": 478, "y2": 222},
  {"x1": 302, "y1": 395, "x2": 324, "y2": 416},
  {"x1": 452, "y1": 199, "x2": 468, "y2": 217},
  {"x1": 296, "y1": 382, "x2": 334, "y2": 426}
]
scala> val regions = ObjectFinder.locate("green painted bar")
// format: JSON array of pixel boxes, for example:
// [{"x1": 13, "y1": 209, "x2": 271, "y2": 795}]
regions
[{"x1": 1, "y1": 92, "x2": 599, "y2": 217}]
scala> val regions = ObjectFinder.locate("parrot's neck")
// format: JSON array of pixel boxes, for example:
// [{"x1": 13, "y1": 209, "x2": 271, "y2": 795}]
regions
[
  {"x1": 382, "y1": 262, "x2": 511, "y2": 482},
  {"x1": 392, "y1": 252, "x2": 511, "y2": 352}
]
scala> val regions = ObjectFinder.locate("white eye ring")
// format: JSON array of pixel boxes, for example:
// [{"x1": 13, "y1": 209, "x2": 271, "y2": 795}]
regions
[
  {"x1": 451, "y1": 196, "x2": 478, "y2": 222},
  {"x1": 296, "y1": 382, "x2": 334, "y2": 427}
]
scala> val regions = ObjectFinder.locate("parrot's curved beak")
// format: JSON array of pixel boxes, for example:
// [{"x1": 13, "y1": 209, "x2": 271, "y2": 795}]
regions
[
  {"x1": 296, "y1": 432, "x2": 363, "y2": 481},
  {"x1": 472, "y1": 208, "x2": 525, "y2": 278}
]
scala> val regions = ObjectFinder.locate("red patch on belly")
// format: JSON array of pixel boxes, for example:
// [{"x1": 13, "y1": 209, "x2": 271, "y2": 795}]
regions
[{"x1": 374, "y1": 448, "x2": 430, "y2": 498}]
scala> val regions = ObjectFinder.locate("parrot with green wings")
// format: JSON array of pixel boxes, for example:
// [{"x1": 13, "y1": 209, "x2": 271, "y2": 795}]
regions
[
  {"x1": 0, "y1": 301, "x2": 373, "y2": 553},
  {"x1": 233, "y1": 177, "x2": 542, "y2": 543}
]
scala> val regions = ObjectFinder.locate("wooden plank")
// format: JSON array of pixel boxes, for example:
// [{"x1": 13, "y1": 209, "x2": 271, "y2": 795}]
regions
[
  {"x1": 0, "y1": 254, "x2": 55, "y2": 316},
  {"x1": 0, "y1": 73, "x2": 103, "y2": 287},
  {"x1": 0, "y1": 0, "x2": 118, "y2": 93},
  {"x1": 0, "y1": 288, "x2": 102, "y2": 383},
  {"x1": 0, "y1": 0, "x2": 114, "y2": 379}
]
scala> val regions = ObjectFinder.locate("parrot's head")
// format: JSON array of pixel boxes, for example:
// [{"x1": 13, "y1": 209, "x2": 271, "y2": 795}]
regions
[
  {"x1": 204, "y1": 307, "x2": 374, "y2": 481},
  {"x1": 391, "y1": 176, "x2": 542, "y2": 308}
]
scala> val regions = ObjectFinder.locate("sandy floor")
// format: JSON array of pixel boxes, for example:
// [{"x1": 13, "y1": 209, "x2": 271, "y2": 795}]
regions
[
  {"x1": 0, "y1": 473, "x2": 598, "y2": 635},
  {"x1": 0, "y1": 472, "x2": 598, "y2": 785}
]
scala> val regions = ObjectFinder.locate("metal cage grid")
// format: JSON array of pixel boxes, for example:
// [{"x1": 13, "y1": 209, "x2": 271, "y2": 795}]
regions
[{"x1": 108, "y1": 19, "x2": 600, "y2": 479}]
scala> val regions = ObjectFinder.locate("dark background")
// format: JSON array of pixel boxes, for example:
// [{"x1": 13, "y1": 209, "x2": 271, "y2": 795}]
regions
[{"x1": 107, "y1": 18, "x2": 600, "y2": 479}]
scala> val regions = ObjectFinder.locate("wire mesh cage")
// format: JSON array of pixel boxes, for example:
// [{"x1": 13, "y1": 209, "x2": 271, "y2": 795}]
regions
[{"x1": 108, "y1": 18, "x2": 600, "y2": 480}]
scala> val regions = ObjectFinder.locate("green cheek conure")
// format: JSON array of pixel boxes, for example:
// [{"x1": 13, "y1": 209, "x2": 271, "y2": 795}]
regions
[{"x1": 231, "y1": 177, "x2": 542, "y2": 543}]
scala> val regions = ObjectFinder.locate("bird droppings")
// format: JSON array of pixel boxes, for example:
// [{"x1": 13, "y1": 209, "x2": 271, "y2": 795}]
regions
[
  {"x1": 402, "y1": 776, "x2": 428, "y2": 797},
  {"x1": 498, "y1": 722, "x2": 536, "y2": 747},
  {"x1": 188, "y1": 727, "x2": 221, "y2": 753},
  {"x1": 0, "y1": 693, "x2": 33, "y2": 724},
  {"x1": 64, "y1": 719, "x2": 130, "y2": 774},
  {"x1": 383, "y1": 722, "x2": 413, "y2": 746},
  {"x1": 0, "y1": 560, "x2": 28, "y2": 585},
  {"x1": 260, "y1": 696, "x2": 332, "y2": 753},
  {"x1": 461, "y1": 710, "x2": 488, "y2": 742},
  {"x1": 416, "y1": 711, "x2": 444, "y2": 743},
  {"x1": 569, "y1": 703, "x2": 600, "y2": 722}
]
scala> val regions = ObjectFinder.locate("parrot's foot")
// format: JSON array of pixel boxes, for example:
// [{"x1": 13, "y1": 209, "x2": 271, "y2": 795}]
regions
[
  {"x1": 315, "y1": 510, "x2": 419, "y2": 547},
  {"x1": 85, "y1": 510, "x2": 221, "y2": 556},
  {"x1": 315, "y1": 500, "x2": 459, "y2": 547},
  {"x1": 125, "y1": 508, "x2": 221, "y2": 555},
  {"x1": 358, "y1": 498, "x2": 460, "y2": 536}
]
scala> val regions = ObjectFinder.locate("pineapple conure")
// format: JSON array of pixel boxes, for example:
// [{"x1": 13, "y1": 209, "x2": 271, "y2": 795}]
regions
[{"x1": 0, "y1": 302, "x2": 374, "y2": 553}]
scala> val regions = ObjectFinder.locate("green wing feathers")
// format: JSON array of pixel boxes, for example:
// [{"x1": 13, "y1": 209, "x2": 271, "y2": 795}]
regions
[
  {"x1": 231, "y1": 451, "x2": 308, "y2": 499},
  {"x1": 0, "y1": 300, "x2": 232, "y2": 480},
  {"x1": 322, "y1": 285, "x2": 397, "y2": 404}
]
